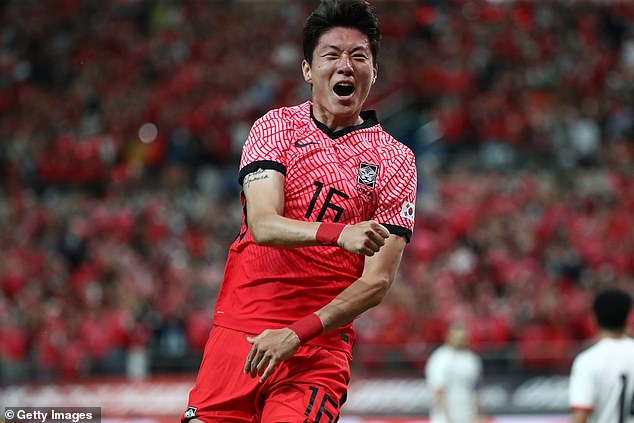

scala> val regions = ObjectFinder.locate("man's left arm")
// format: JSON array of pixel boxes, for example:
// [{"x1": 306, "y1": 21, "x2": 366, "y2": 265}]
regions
[{"x1": 244, "y1": 234, "x2": 406, "y2": 381}]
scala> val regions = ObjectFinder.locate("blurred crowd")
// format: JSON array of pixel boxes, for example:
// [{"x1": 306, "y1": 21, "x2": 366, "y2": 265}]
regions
[{"x1": 0, "y1": 0, "x2": 633, "y2": 382}]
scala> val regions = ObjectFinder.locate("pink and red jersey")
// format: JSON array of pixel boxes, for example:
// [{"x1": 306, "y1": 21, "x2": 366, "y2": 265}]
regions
[{"x1": 213, "y1": 101, "x2": 417, "y2": 354}]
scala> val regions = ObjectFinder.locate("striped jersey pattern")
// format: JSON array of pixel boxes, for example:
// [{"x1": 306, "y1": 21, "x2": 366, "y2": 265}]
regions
[{"x1": 214, "y1": 101, "x2": 417, "y2": 354}]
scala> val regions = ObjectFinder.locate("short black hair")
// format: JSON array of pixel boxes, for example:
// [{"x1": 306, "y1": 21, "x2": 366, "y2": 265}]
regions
[
  {"x1": 303, "y1": 0, "x2": 381, "y2": 65},
  {"x1": 593, "y1": 289, "x2": 632, "y2": 331}
]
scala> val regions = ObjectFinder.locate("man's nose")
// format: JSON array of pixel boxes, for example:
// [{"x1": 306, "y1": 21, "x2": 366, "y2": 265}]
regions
[{"x1": 337, "y1": 54, "x2": 353, "y2": 74}]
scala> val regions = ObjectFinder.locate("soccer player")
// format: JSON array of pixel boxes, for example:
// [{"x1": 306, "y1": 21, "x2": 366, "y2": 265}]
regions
[
  {"x1": 182, "y1": 1, "x2": 417, "y2": 422},
  {"x1": 569, "y1": 288, "x2": 634, "y2": 423},
  {"x1": 425, "y1": 322, "x2": 483, "y2": 423}
]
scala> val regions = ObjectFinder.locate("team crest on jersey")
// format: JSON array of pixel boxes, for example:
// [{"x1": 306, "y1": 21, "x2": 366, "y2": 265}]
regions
[
  {"x1": 400, "y1": 201, "x2": 415, "y2": 221},
  {"x1": 184, "y1": 407, "x2": 197, "y2": 419},
  {"x1": 357, "y1": 162, "x2": 379, "y2": 188}
]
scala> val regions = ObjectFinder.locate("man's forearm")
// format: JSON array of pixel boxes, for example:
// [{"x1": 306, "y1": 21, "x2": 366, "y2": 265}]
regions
[
  {"x1": 249, "y1": 213, "x2": 323, "y2": 247},
  {"x1": 315, "y1": 276, "x2": 390, "y2": 333}
]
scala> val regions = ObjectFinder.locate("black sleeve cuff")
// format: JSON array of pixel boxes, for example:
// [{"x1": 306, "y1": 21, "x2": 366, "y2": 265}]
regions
[
  {"x1": 238, "y1": 160, "x2": 287, "y2": 186},
  {"x1": 382, "y1": 224, "x2": 412, "y2": 243}
]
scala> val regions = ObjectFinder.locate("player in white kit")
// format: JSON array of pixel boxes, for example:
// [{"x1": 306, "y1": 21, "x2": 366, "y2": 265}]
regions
[
  {"x1": 569, "y1": 288, "x2": 634, "y2": 423},
  {"x1": 425, "y1": 322, "x2": 483, "y2": 423}
]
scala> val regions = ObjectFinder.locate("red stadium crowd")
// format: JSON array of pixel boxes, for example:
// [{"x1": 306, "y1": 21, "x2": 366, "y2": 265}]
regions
[{"x1": 0, "y1": 0, "x2": 633, "y2": 381}]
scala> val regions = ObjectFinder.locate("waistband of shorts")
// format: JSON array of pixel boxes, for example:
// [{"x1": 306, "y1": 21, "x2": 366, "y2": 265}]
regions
[{"x1": 212, "y1": 319, "x2": 354, "y2": 359}]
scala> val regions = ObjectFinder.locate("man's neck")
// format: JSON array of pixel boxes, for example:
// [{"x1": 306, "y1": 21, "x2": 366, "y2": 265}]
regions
[
  {"x1": 311, "y1": 105, "x2": 363, "y2": 132},
  {"x1": 600, "y1": 329, "x2": 626, "y2": 339}
]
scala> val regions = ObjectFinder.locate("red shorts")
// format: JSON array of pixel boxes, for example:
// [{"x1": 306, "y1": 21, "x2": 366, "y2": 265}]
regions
[{"x1": 183, "y1": 325, "x2": 351, "y2": 423}]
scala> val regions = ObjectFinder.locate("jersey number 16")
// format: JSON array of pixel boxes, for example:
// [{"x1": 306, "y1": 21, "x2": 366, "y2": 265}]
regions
[{"x1": 305, "y1": 181, "x2": 349, "y2": 222}]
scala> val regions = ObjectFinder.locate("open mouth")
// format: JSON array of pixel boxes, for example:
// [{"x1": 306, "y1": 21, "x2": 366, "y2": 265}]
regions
[{"x1": 333, "y1": 82, "x2": 355, "y2": 97}]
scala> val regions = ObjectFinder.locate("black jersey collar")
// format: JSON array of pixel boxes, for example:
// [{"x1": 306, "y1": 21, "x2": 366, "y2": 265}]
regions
[{"x1": 310, "y1": 106, "x2": 379, "y2": 140}]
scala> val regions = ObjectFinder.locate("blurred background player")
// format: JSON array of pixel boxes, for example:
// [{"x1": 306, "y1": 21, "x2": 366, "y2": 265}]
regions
[
  {"x1": 182, "y1": 0, "x2": 417, "y2": 422},
  {"x1": 425, "y1": 321, "x2": 484, "y2": 423},
  {"x1": 569, "y1": 288, "x2": 634, "y2": 423}
]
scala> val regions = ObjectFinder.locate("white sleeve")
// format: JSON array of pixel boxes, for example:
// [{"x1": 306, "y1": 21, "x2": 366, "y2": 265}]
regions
[
  {"x1": 426, "y1": 349, "x2": 448, "y2": 390},
  {"x1": 569, "y1": 354, "x2": 595, "y2": 411}
]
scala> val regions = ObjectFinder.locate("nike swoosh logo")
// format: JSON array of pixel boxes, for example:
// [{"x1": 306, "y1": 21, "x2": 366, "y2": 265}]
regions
[{"x1": 294, "y1": 140, "x2": 318, "y2": 148}]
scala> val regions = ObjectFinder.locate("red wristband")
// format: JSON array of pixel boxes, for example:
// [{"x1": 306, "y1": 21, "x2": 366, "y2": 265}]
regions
[
  {"x1": 316, "y1": 222, "x2": 345, "y2": 246},
  {"x1": 289, "y1": 313, "x2": 324, "y2": 343}
]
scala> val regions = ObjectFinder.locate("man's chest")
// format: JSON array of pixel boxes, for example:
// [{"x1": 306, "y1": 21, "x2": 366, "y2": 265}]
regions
[
  {"x1": 445, "y1": 355, "x2": 478, "y2": 385},
  {"x1": 283, "y1": 142, "x2": 383, "y2": 224}
]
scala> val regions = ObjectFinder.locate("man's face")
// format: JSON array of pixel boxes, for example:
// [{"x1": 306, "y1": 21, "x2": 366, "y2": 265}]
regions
[
  {"x1": 302, "y1": 27, "x2": 377, "y2": 128},
  {"x1": 447, "y1": 324, "x2": 468, "y2": 350}
]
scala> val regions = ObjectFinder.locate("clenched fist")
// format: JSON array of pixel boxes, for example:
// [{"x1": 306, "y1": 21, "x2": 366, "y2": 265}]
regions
[{"x1": 337, "y1": 220, "x2": 389, "y2": 256}]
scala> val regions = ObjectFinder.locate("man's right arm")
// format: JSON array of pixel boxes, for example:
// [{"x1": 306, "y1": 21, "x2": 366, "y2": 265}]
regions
[{"x1": 243, "y1": 168, "x2": 388, "y2": 255}]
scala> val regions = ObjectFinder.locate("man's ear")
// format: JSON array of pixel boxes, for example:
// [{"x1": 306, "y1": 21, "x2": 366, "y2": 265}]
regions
[
  {"x1": 302, "y1": 60, "x2": 312, "y2": 84},
  {"x1": 372, "y1": 64, "x2": 379, "y2": 84}
]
